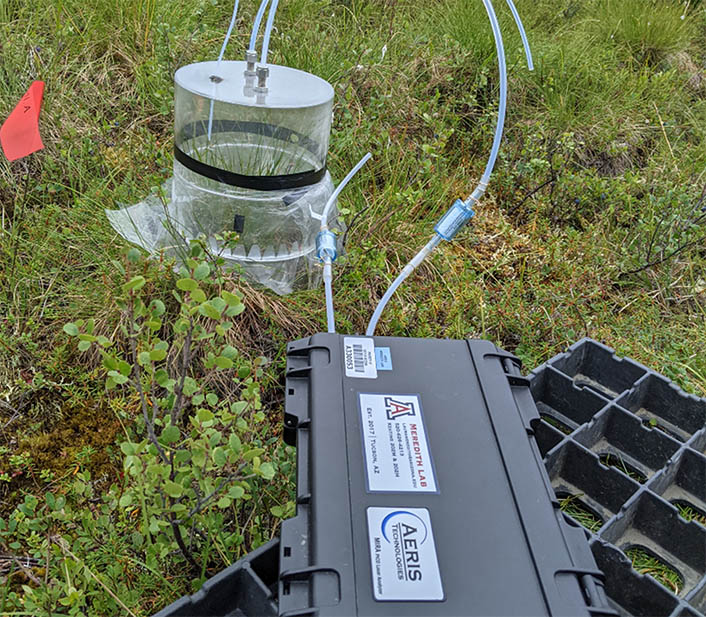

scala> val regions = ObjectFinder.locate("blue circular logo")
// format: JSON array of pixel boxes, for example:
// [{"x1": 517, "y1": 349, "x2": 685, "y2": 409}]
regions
[{"x1": 380, "y1": 510, "x2": 428, "y2": 544}]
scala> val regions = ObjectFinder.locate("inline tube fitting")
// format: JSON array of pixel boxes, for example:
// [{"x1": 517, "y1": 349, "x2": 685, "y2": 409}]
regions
[
  {"x1": 316, "y1": 229, "x2": 338, "y2": 263},
  {"x1": 434, "y1": 198, "x2": 476, "y2": 241}
]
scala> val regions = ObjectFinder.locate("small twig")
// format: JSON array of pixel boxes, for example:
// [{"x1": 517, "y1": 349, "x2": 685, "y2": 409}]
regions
[
  {"x1": 190, "y1": 525, "x2": 210, "y2": 544},
  {"x1": 12, "y1": 557, "x2": 41, "y2": 586},
  {"x1": 169, "y1": 514, "x2": 200, "y2": 572},
  {"x1": 620, "y1": 233, "x2": 706, "y2": 276},
  {"x1": 172, "y1": 320, "x2": 194, "y2": 426},
  {"x1": 185, "y1": 467, "x2": 247, "y2": 519},
  {"x1": 342, "y1": 201, "x2": 372, "y2": 250},
  {"x1": 44, "y1": 534, "x2": 50, "y2": 586},
  {"x1": 678, "y1": 182, "x2": 706, "y2": 233},
  {"x1": 127, "y1": 295, "x2": 168, "y2": 464},
  {"x1": 0, "y1": 400, "x2": 21, "y2": 431},
  {"x1": 0, "y1": 553, "x2": 40, "y2": 566},
  {"x1": 694, "y1": 183, "x2": 706, "y2": 211},
  {"x1": 509, "y1": 175, "x2": 556, "y2": 215},
  {"x1": 188, "y1": 485, "x2": 203, "y2": 550},
  {"x1": 645, "y1": 205, "x2": 670, "y2": 265},
  {"x1": 360, "y1": 208, "x2": 398, "y2": 245}
]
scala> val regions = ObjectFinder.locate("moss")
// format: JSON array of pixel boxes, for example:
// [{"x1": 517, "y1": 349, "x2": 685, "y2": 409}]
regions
[{"x1": 1, "y1": 402, "x2": 122, "y2": 514}]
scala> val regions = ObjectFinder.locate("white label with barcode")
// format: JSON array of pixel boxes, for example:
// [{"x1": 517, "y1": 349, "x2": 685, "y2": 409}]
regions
[{"x1": 343, "y1": 337, "x2": 377, "y2": 379}]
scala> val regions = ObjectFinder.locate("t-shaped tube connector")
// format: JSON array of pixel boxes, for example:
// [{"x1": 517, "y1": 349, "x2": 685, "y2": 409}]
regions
[{"x1": 316, "y1": 230, "x2": 338, "y2": 262}]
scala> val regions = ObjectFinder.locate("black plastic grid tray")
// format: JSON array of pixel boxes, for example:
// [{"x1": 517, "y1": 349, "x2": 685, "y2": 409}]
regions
[
  {"x1": 153, "y1": 539, "x2": 279, "y2": 617},
  {"x1": 531, "y1": 338, "x2": 706, "y2": 617}
]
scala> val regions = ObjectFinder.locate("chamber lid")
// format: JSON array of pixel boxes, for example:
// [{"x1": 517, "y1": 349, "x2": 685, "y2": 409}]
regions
[{"x1": 175, "y1": 61, "x2": 334, "y2": 109}]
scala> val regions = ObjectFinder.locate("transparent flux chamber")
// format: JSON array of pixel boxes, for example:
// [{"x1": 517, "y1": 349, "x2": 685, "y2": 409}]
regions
[{"x1": 169, "y1": 60, "x2": 336, "y2": 294}]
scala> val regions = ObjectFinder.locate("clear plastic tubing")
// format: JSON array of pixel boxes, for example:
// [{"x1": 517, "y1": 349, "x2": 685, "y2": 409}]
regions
[
  {"x1": 260, "y1": 0, "x2": 280, "y2": 65},
  {"x1": 475, "y1": 0, "x2": 507, "y2": 193},
  {"x1": 249, "y1": 0, "x2": 271, "y2": 51},
  {"x1": 323, "y1": 257, "x2": 335, "y2": 332},
  {"x1": 365, "y1": 0, "x2": 508, "y2": 337},
  {"x1": 208, "y1": 0, "x2": 240, "y2": 141},
  {"x1": 365, "y1": 236, "x2": 441, "y2": 336},
  {"x1": 505, "y1": 0, "x2": 534, "y2": 70},
  {"x1": 320, "y1": 152, "x2": 372, "y2": 333},
  {"x1": 321, "y1": 152, "x2": 372, "y2": 231},
  {"x1": 217, "y1": 0, "x2": 240, "y2": 65}
]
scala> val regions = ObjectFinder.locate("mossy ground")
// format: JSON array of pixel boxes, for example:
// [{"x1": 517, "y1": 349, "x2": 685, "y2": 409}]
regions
[{"x1": 1, "y1": 401, "x2": 123, "y2": 515}]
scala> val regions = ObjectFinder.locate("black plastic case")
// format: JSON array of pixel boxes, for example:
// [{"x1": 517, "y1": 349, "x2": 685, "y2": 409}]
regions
[{"x1": 280, "y1": 334, "x2": 613, "y2": 616}]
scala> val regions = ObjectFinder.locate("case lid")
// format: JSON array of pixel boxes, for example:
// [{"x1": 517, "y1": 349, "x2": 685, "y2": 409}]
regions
[{"x1": 281, "y1": 334, "x2": 615, "y2": 617}]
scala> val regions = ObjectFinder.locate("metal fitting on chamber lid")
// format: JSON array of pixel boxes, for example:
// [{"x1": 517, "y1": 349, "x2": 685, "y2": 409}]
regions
[
  {"x1": 243, "y1": 52, "x2": 257, "y2": 94},
  {"x1": 244, "y1": 50, "x2": 257, "y2": 77},
  {"x1": 255, "y1": 66, "x2": 269, "y2": 92},
  {"x1": 254, "y1": 66, "x2": 269, "y2": 104}
]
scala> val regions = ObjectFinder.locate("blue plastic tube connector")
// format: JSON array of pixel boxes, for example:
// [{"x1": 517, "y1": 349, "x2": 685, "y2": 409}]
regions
[
  {"x1": 316, "y1": 229, "x2": 338, "y2": 262},
  {"x1": 434, "y1": 199, "x2": 476, "y2": 241}
]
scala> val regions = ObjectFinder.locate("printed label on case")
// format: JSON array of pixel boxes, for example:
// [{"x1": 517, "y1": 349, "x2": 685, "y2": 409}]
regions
[
  {"x1": 358, "y1": 393, "x2": 437, "y2": 492},
  {"x1": 375, "y1": 347, "x2": 393, "y2": 370},
  {"x1": 367, "y1": 507, "x2": 444, "y2": 601},
  {"x1": 344, "y1": 337, "x2": 377, "y2": 379}
]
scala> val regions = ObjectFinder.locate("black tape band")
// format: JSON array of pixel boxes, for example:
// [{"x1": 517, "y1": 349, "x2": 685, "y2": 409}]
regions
[
  {"x1": 175, "y1": 120, "x2": 326, "y2": 191},
  {"x1": 174, "y1": 146, "x2": 326, "y2": 191}
]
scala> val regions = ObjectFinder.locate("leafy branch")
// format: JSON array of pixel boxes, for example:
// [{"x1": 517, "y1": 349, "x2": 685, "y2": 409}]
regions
[{"x1": 63, "y1": 245, "x2": 276, "y2": 574}]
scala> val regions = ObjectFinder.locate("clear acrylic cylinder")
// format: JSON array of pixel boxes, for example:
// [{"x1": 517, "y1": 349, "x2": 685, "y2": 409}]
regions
[{"x1": 172, "y1": 60, "x2": 336, "y2": 294}]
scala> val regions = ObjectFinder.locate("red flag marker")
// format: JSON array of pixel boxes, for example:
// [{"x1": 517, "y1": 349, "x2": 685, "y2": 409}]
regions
[{"x1": 0, "y1": 81, "x2": 45, "y2": 161}]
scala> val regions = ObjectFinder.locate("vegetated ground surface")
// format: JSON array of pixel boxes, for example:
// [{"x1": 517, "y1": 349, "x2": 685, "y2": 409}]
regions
[{"x1": 1, "y1": 0, "x2": 705, "y2": 614}]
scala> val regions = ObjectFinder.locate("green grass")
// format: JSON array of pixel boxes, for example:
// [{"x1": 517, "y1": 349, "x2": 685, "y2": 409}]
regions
[
  {"x1": 599, "y1": 453, "x2": 647, "y2": 483},
  {"x1": 1, "y1": 0, "x2": 705, "y2": 612},
  {"x1": 593, "y1": 0, "x2": 697, "y2": 65},
  {"x1": 541, "y1": 414, "x2": 573, "y2": 435},
  {"x1": 558, "y1": 494, "x2": 604, "y2": 532},
  {"x1": 675, "y1": 500, "x2": 706, "y2": 526},
  {"x1": 626, "y1": 547, "x2": 684, "y2": 594}
]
